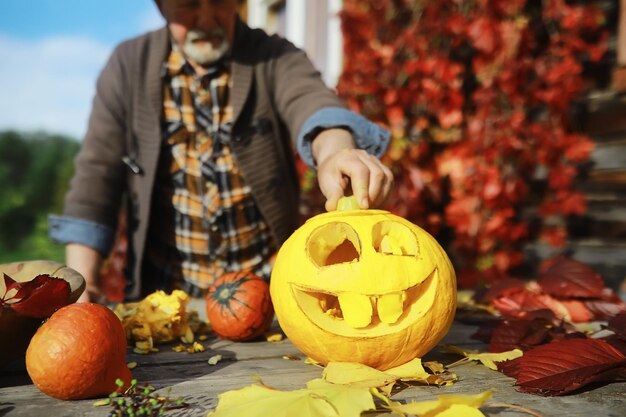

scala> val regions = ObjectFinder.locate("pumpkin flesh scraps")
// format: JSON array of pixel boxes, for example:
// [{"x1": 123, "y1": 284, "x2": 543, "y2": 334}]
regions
[
  {"x1": 0, "y1": 273, "x2": 70, "y2": 319},
  {"x1": 114, "y1": 290, "x2": 198, "y2": 353},
  {"x1": 290, "y1": 269, "x2": 437, "y2": 337}
]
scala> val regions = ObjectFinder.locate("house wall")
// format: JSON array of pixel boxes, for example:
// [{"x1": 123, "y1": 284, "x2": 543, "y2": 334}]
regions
[{"x1": 244, "y1": 0, "x2": 343, "y2": 88}]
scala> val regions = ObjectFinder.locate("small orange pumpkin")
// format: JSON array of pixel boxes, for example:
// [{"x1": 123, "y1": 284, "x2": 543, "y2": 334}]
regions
[
  {"x1": 25, "y1": 303, "x2": 132, "y2": 400},
  {"x1": 205, "y1": 272, "x2": 274, "y2": 341}
]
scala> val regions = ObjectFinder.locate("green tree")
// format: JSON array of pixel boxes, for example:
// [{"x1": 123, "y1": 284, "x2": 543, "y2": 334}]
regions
[{"x1": 0, "y1": 130, "x2": 79, "y2": 262}]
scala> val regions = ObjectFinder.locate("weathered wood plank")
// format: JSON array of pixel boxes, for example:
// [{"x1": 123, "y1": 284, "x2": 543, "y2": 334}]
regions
[
  {"x1": 591, "y1": 139, "x2": 626, "y2": 171},
  {"x1": 2, "y1": 322, "x2": 625, "y2": 417},
  {"x1": 583, "y1": 95, "x2": 626, "y2": 136}
]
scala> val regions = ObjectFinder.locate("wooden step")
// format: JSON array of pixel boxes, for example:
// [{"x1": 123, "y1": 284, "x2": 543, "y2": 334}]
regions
[{"x1": 583, "y1": 93, "x2": 626, "y2": 136}]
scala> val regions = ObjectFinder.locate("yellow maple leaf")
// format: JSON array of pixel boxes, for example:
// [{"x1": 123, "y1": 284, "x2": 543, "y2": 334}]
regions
[
  {"x1": 323, "y1": 360, "x2": 456, "y2": 388},
  {"x1": 387, "y1": 390, "x2": 493, "y2": 417},
  {"x1": 441, "y1": 345, "x2": 523, "y2": 370},
  {"x1": 322, "y1": 362, "x2": 396, "y2": 387},
  {"x1": 465, "y1": 350, "x2": 523, "y2": 370},
  {"x1": 306, "y1": 379, "x2": 376, "y2": 417},
  {"x1": 207, "y1": 380, "x2": 374, "y2": 417},
  {"x1": 385, "y1": 358, "x2": 430, "y2": 379},
  {"x1": 208, "y1": 385, "x2": 337, "y2": 417}
]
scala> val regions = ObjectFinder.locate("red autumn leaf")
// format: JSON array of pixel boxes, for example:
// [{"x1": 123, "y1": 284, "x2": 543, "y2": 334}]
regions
[
  {"x1": 548, "y1": 164, "x2": 576, "y2": 189},
  {"x1": 515, "y1": 338, "x2": 626, "y2": 395},
  {"x1": 498, "y1": 356, "x2": 522, "y2": 379},
  {"x1": 539, "y1": 226, "x2": 567, "y2": 247},
  {"x1": 492, "y1": 289, "x2": 571, "y2": 320},
  {"x1": 585, "y1": 298, "x2": 626, "y2": 320},
  {"x1": 563, "y1": 135, "x2": 594, "y2": 161},
  {"x1": 2, "y1": 273, "x2": 25, "y2": 300},
  {"x1": 478, "y1": 277, "x2": 527, "y2": 304},
  {"x1": 602, "y1": 336, "x2": 626, "y2": 356},
  {"x1": 559, "y1": 299, "x2": 594, "y2": 323},
  {"x1": 606, "y1": 312, "x2": 626, "y2": 340},
  {"x1": 468, "y1": 17, "x2": 498, "y2": 55},
  {"x1": 537, "y1": 257, "x2": 605, "y2": 298},
  {"x1": 1, "y1": 274, "x2": 71, "y2": 319},
  {"x1": 489, "y1": 317, "x2": 552, "y2": 353},
  {"x1": 437, "y1": 107, "x2": 463, "y2": 129},
  {"x1": 559, "y1": 192, "x2": 587, "y2": 215}
]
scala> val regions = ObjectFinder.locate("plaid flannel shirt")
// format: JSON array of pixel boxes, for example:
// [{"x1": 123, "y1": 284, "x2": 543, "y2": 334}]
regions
[{"x1": 143, "y1": 46, "x2": 275, "y2": 296}]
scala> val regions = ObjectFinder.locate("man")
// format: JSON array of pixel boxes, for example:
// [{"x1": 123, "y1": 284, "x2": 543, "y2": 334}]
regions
[{"x1": 49, "y1": 0, "x2": 393, "y2": 302}]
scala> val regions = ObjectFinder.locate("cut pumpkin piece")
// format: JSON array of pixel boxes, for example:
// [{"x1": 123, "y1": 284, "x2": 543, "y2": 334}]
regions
[
  {"x1": 380, "y1": 234, "x2": 403, "y2": 255},
  {"x1": 378, "y1": 292, "x2": 405, "y2": 324},
  {"x1": 338, "y1": 292, "x2": 373, "y2": 328}
]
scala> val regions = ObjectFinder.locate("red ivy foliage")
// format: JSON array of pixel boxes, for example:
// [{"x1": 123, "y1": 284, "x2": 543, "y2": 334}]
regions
[{"x1": 298, "y1": 0, "x2": 609, "y2": 287}]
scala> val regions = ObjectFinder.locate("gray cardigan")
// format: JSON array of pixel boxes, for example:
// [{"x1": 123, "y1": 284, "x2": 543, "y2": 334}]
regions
[{"x1": 49, "y1": 20, "x2": 390, "y2": 299}]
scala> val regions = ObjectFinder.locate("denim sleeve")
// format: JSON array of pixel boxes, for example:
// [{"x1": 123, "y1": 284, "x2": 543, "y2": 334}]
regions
[
  {"x1": 48, "y1": 214, "x2": 115, "y2": 256},
  {"x1": 296, "y1": 107, "x2": 391, "y2": 169}
]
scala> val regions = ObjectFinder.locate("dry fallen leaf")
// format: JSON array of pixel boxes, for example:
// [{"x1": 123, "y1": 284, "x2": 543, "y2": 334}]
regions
[
  {"x1": 323, "y1": 360, "x2": 456, "y2": 388},
  {"x1": 305, "y1": 357, "x2": 324, "y2": 367},
  {"x1": 323, "y1": 362, "x2": 396, "y2": 387},
  {"x1": 306, "y1": 379, "x2": 376, "y2": 417},
  {"x1": 442, "y1": 344, "x2": 523, "y2": 370},
  {"x1": 1, "y1": 273, "x2": 71, "y2": 319},
  {"x1": 386, "y1": 390, "x2": 493, "y2": 417},
  {"x1": 207, "y1": 379, "x2": 374, "y2": 417}
]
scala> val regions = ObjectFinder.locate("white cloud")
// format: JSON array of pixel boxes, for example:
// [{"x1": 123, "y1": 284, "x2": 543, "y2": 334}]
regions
[
  {"x1": 0, "y1": 35, "x2": 112, "y2": 139},
  {"x1": 0, "y1": 3, "x2": 166, "y2": 139}
]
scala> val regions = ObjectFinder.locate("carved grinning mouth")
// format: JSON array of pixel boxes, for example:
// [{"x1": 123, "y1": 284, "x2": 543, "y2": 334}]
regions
[{"x1": 290, "y1": 269, "x2": 438, "y2": 337}]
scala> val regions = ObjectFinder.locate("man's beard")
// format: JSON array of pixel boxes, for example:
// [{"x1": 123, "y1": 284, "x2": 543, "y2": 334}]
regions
[{"x1": 182, "y1": 28, "x2": 230, "y2": 66}]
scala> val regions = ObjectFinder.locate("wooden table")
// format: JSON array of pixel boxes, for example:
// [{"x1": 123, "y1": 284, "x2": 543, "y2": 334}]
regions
[{"x1": 1, "y1": 314, "x2": 625, "y2": 417}]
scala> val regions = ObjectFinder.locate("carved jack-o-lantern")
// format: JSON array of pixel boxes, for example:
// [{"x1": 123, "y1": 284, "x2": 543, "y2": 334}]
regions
[{"x1": 270, "y1": 197, "x2": 456, "y2": 370}]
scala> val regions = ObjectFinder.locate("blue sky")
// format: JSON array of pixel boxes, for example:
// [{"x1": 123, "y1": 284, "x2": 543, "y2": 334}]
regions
[{"x1": 0, "y1": 0, "x2": 165, "y2": 139}]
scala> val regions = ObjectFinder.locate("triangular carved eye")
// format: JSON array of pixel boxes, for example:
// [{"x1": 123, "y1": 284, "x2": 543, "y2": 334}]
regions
[
  {"x1": 307, "y1": 222, "x2": 361, "y2": 267},
  {"x1": 372, "y1": 221, "x2": 418, "y2": 256}
]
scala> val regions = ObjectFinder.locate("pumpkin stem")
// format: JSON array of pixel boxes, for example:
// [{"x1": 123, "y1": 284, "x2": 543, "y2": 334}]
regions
[{"x1": 336, "y1": 196, "x2": 361, "y2": 211}]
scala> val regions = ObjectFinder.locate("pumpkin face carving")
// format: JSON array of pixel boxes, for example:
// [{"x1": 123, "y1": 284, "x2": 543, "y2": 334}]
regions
[{"x1": 270, "y1": 197, "x2": 456, "y2": 370}]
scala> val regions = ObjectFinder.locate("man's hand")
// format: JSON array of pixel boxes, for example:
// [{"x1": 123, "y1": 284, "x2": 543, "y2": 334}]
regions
[
  {"x1": 312, "y1": 128, "x2": 393, "y2": 212},
  {"x1": 66, "y1": 243, "x2": 106, "y2": 303}
]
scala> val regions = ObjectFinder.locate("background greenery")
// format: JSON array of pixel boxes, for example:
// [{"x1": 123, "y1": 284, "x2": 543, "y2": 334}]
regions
[{"x1": 0, "y1": 130, "x2": 79, "y2": 264}]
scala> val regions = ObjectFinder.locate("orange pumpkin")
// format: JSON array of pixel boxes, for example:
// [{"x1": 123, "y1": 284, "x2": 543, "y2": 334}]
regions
[
  {"x1": 205, "y1": 272, "x2": 274, "y2": 341},
  {"x1": 26, "y1": 303, "x2": 132, "y2": 400}
]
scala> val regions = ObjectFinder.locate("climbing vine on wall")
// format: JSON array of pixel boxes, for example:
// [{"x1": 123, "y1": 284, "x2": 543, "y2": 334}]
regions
[{"x1": 302, "y1": 0, "x2": 609, "y2": 287}]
